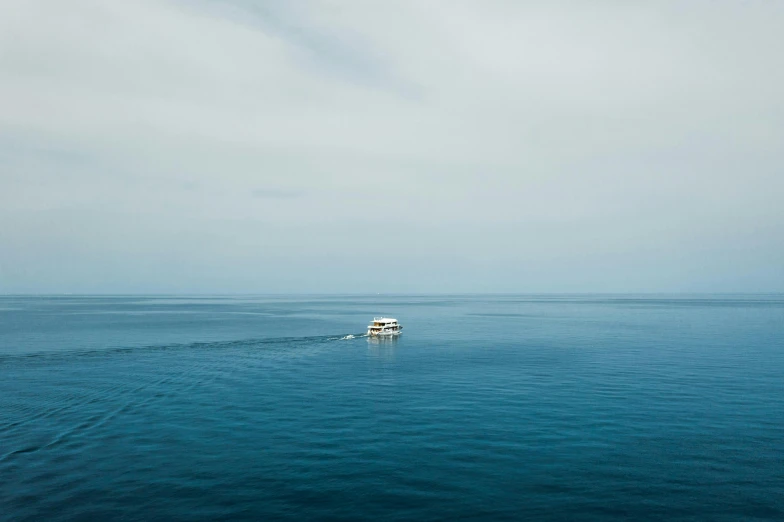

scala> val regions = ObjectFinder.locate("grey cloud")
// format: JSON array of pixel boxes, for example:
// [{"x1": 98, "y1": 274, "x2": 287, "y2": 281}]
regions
[{"x1": 191, "y1": 0, "x2": 419, "y2": 97}]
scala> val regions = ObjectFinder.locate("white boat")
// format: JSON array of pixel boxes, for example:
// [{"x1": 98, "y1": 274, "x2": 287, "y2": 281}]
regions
[{"x1": 367, "y1": 317, "x2": 402, "y2": 337}]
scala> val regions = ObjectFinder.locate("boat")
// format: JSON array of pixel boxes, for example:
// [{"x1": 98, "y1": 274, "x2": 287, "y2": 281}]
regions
[{"x1": 367, "y1": 317, "x2": 402, "y2": 337}]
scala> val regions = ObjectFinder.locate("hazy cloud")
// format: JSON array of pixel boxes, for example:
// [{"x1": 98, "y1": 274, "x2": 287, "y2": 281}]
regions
[
  {"x1": 251, "y1": 188, "x2": 305, "y2": 199},
  {"x1": 0, "y1": 0, "x2": 782, "y2": 293}
]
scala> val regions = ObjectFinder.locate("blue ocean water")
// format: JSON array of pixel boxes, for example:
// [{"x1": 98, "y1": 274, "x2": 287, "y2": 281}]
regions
[{"x1": 1, "y1": 295, "x2": 783, "y2": 520}]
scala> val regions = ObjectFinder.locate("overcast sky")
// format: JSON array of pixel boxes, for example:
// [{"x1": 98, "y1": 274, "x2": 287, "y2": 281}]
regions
[{"x1": 1, "y1": 1, "x2": 782, "y2": 293}]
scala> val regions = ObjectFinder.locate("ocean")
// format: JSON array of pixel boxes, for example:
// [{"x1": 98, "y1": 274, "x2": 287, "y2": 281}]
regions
[{"x1": 1, "y1": 295, "x2": 783, "y2": 520}]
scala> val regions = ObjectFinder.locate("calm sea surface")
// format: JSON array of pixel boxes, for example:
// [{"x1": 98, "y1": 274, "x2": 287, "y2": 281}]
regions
[{"x1": 1, "y1": 295, "x2": 783, "y2": 520}]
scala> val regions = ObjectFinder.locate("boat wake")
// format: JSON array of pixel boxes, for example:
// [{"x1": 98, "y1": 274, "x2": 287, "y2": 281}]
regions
[
  {"x1": 339, "y1": 333, "x2": 368, "y2": 340},
  {"x1": 1, "y1": 331, "x2": 372, "y2": 365}
]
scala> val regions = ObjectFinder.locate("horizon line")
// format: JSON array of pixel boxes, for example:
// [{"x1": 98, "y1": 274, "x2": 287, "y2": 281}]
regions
[{"x1": 2, "y1": 292, "x2": 783, "y2": 297}]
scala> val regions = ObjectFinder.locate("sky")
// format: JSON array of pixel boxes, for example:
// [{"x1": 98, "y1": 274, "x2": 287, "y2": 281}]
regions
[{"x1": 1, "y1": 0, "x2": 783, "y2": 294}]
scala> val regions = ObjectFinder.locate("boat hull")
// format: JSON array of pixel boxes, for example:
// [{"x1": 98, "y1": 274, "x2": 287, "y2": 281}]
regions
[{"x1": 367, "y1": 330, "x2": 402, "y2": 337}]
